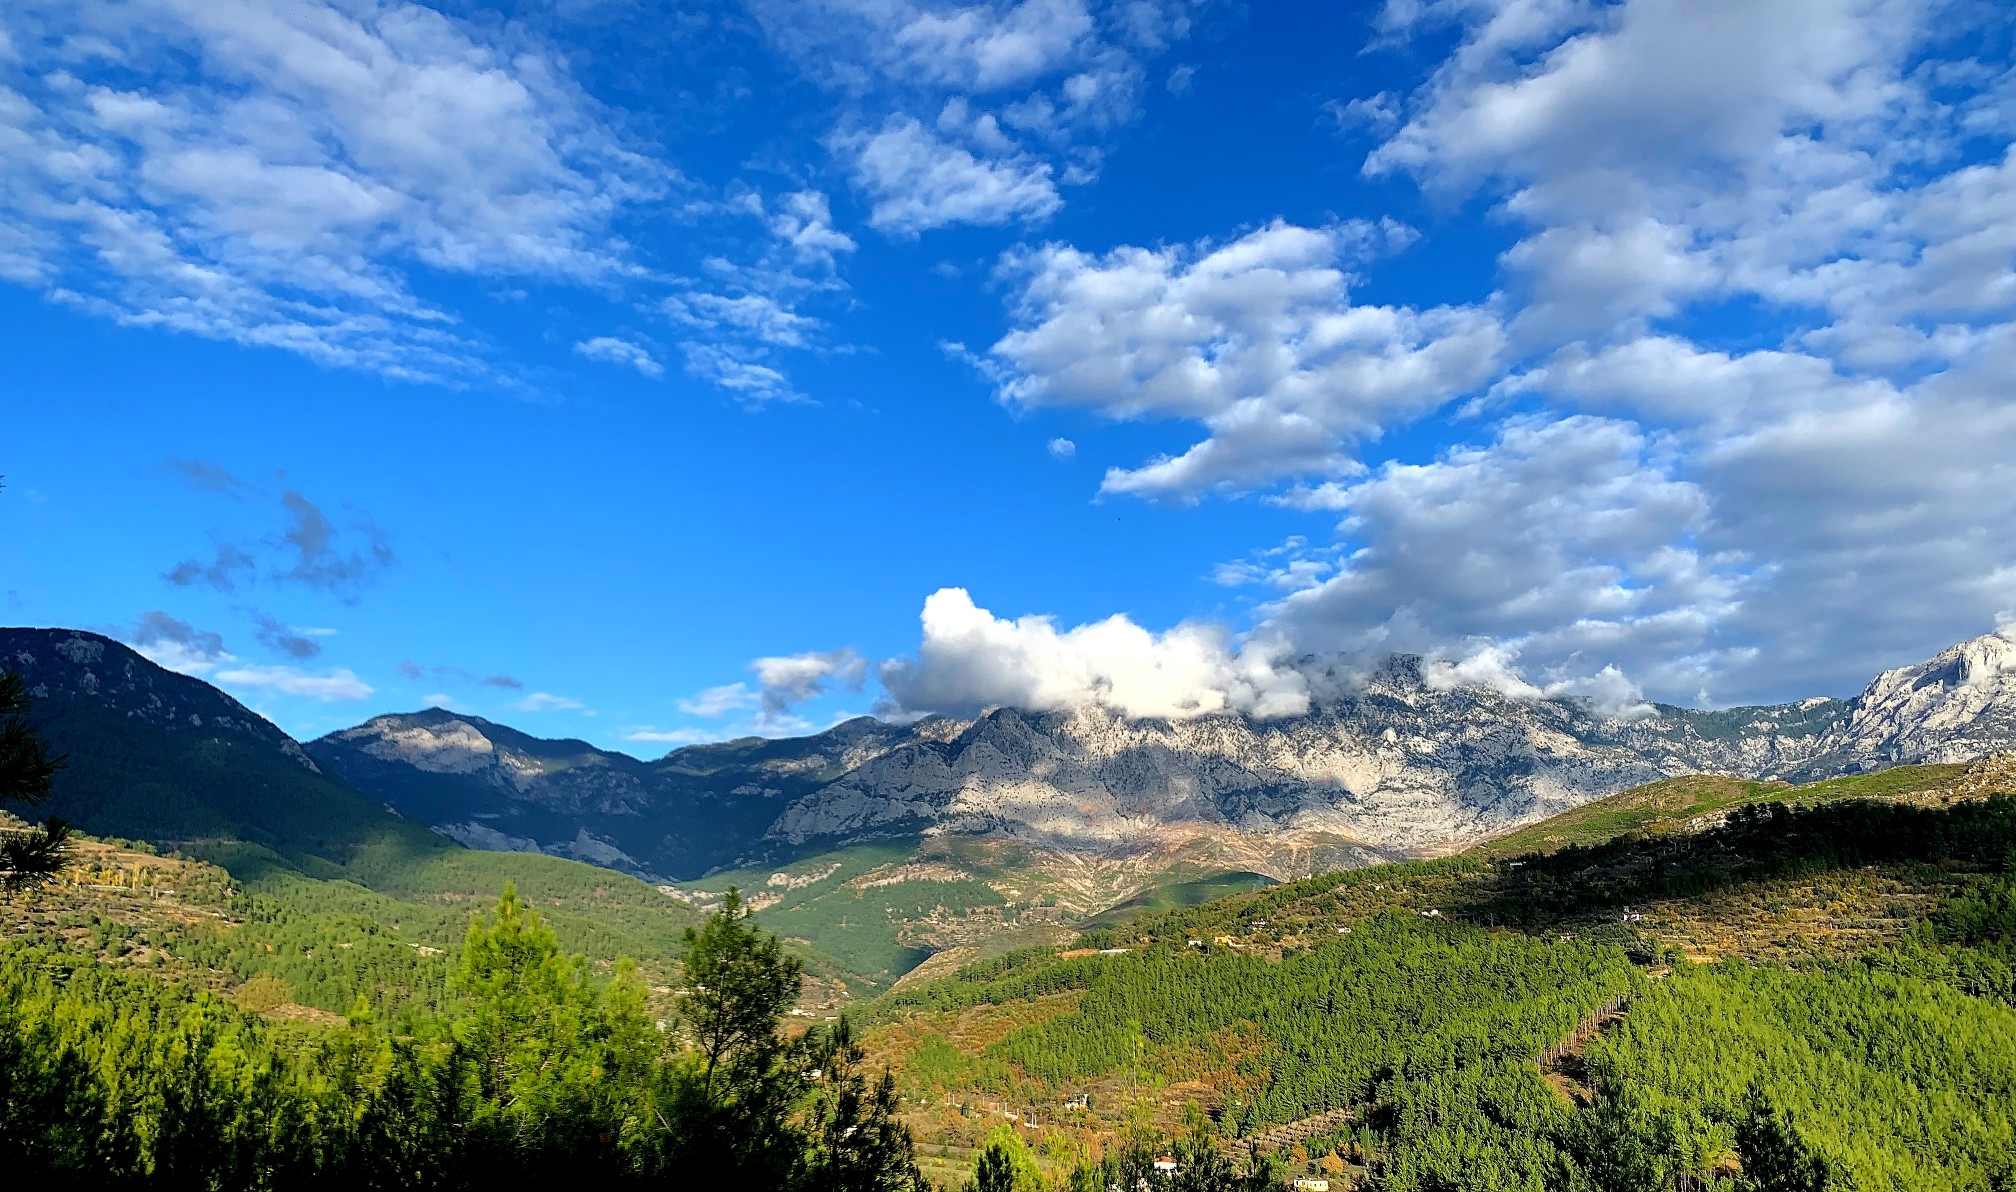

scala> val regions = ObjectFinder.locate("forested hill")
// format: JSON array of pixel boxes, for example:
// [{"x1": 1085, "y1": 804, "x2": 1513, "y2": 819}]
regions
[
  {"x1": 1, "y1": 626, "x2": 439, "y2": 865},
  {"x1": 860, "y1": 758, "x2": 2016, "y2": 1190}
]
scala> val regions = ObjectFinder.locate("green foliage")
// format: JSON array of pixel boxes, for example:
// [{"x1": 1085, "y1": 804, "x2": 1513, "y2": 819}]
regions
[
  {"x1": 1052, "y1": 1128, "x2": 1280, "y2": 1192},
  {"x1": 902, "y1": 795, "x2": 2016, "y2": 1192},
  {"x1": 28, "y1": 688, "x2": 440, "y2": 867},
  {"x1": 963, "y1": 1125, "x2": 1042, "y2": 1192},
  {"x1": 1081, "y1": 871, "x2": 1276, "y2": 930},
  {"x1": 692, "y1": 839, "x2": 1010, "y2": 981},
  {"x1": 0, "y1": 888, "x2": 925, "y2": 1190},
  {"x1": 800, "y1": 1019, "x2": 928, "y2": 1192},
  {"x1": 681, "y1": 886, "x2": 804, "y2": 1097},
  {"x1": 1572, "y1": 960, "x2": 2016, "y2": 1190},
  {"x1": 0, "y1": 671, "x2": 70, "y2": 889},
  {"x1": 1476, "y1": 763, "x2": 1971, "y2": 860}
]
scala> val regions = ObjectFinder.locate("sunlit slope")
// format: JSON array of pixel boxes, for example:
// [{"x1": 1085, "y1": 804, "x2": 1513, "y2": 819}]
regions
[
  {"x1": 1471, "y1": 761, "x2": 1973, "y2": 859},
  {"x1": 859, "y1": 763, "x2": 2016, "y2": 1190}
]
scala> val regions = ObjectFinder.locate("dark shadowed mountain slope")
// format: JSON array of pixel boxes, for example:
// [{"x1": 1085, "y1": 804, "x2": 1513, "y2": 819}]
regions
[
  {"x1": 306, "y1": 710, "x2": 916, "y2": 879},
  {"x1": 0, "y1": 627, "x2": 438, "y2": 864}
]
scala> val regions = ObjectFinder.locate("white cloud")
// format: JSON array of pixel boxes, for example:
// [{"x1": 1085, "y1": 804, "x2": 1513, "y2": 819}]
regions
[
  {"x1": 887, "y1": 0, "x2": 1097, "y2": 92},
  {"x1": 678, "y1": 682, "x2": 758, "y2": 718},
  {"x1": 678, "y1": 343, "x2": 800, "y2": 404},
  {"x1": 985, "y1": 219, "x2": 1499, "y2": 498},
  {"x1": 574, "y1": 336, "x2": 663, "y2": 378},
  {"x1": 1046, "y1": 436, "x2": 1075, "y2": 459},
  {"x1": 746, "y1": 0, "x2": 1138, "y2": 96},
  {"x1": 936, "y1": 0, "x2": 2015, "y2": 707},
  {"x1": 214, "y1": 663, "x2": 373, "y2": 701},
  {"x1": 419, "y1": 692, "x2": 464, "y2": 710},
  {"x1": 1263, "y1": 414, "x2": 1742, "y2": 701},
  {"x1": 658, "y1": 188, "x2": 854, "y2": 401},
  {"x1": 663, "y1": 292, "x2": 821, "y2": 349},
  {"x1": 835, "y1": 116, "x2": 1060, "y2": 235},
  {"x1": 0, "y1": 0, "x2": 671, "y2": 380},
  {"x1": 751, "y1": 2, "x2": 1194, "y2": 232},
  {"x1": 752, "y1": 648, "x2": 869, "y2": 722},
  {"x1": 879, "y1": 587, "x2": 1310, "y2": 720},
  {"x1": 513, "y1": 690, "x2": 587, "y2": 713},
  {"x1": 623, "y1": 725, "x2": 719, "y2": 746},
  {"x1": 767, "y1": 189, "x2": 857, "y2": 269}
]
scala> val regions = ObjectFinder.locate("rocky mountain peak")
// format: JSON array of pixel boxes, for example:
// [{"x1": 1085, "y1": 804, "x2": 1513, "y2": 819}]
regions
[
  {"x1": 1, "y1": 626, "x2": 321, "y2": 772},
  {"x1": 1823, "y1": 631, "x2": 2016, "y2": 769},
  {"x1": 301, "y1": 630, "x2": 2016, "y2": 880}
]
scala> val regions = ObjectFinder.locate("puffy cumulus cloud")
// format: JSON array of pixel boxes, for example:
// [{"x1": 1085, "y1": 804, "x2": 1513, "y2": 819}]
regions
[
  {"x1": 939, "y1": 0, "x2": 2010, "y2": 707},
  {"x1": 752, "y1": 648, "x2": 870, "y2": 720},
  {"x1": 750, "y1": 0, "x2": 1101, "y2": 95},
  {"x1": 1263, "y1": 415, "x2": 1745, "y2": 704},
  {"x1": 1496, "y1": 332, "x2": 2016, "y2": 699},
  {"x1": 662, "y1": 293, "x2": 821, "y2": 350},
  {"x1": 766, "y1": 190, "x2": 857, "y2": 270},
  {"x1": 119, "y1": 610, "x2": 382, "y2": 704},
  {"x1": 833, "y1": 117, "x2": 1060, "y2": 235},
  {"x1": 984, "y1": 220, "x2": 1500, "y2": 499},
  {"x1": 1209, "y1": 537, "x2": 1336, "y2": 593},
  {"x1": 573, "y1": 337, "x2": 664, "y2": 378},
  {"x1": 1422, "y1": 643, "x2": 1652, "y2": 719},
  {"x1": 213, "y1": 663, "x2": 373, "y2": 701},
  {"x1": 0, "y1": 0, "x2": 671, "y2": 380},
  {"x1": 1362, "y1": 0, "x2": 2004, "y2": 352},
  {"x1": 667, "y1": 650, "x2": 868, "y2": 738},
  {"x1": 1046, "y1": 436, "x2": 1075, "y2": 459},
  {"x1": 885, "y1": 0, "x2": 1098, "y2": 92},
  {"x1": 879, "y1": 587, "x2": 1310, "y2": 720}
]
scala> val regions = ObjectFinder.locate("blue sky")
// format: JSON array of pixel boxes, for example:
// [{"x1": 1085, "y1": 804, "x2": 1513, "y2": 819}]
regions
[{"x1": 4, "y1": 0, "x2": 2014, "y2": 750}]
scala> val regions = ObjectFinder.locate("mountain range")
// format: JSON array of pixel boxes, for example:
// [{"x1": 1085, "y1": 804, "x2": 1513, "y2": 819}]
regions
[
  {"x1": 9, "y1": 623, "x2": 2014, "y2": 893},
  {"x1": 305, "y1": 630, "x2": 2016, "y2": 881}
]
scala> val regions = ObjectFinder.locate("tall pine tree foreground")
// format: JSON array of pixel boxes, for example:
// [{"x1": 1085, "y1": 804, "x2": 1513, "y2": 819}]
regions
[
  {"x1": 0, "y1": 670, "x2": 68, "y2": 890},
  {"x1": 641, "y1": 886, "x2": 926, "y2": 1190}
]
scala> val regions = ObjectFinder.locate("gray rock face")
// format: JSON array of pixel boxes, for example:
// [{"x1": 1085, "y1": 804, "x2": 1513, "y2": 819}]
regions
[
  {"x1": 317, "y1": 633, "x2": 2016, "y2": 876},
  {"x1": 307, "y1": 711, "x2": 916, "y2": 879},
  {"x1": 1804, "y1": 632, "x2": 2016, "y2": 772}
]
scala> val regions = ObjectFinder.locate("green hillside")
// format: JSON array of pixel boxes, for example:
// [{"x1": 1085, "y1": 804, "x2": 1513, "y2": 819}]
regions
[
  {"x1": 862, "y1": 765, "x2": 2016, "y2": 1189},
  {"x1": 35, "y1": 695, "x2": 446, "y2": 864},
  {"x1": 1472, "y1": 762, "x2": 1972, "y2": 859},
  {"x1": 4, "y1": 825, "x2": 711, "y2": 1029}
]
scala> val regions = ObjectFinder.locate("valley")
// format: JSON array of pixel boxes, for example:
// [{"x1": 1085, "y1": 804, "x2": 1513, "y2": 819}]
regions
[{"x1": 7, "y1": 623, "x2": 2016, "y2": 1189}]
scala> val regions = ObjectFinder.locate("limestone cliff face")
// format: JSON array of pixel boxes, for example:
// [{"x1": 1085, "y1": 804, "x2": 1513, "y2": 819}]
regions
[
  {"x1": 1806, "y1": 632, "x2": 2016, "y2": 772},
  {"x1": 765, "y1": 664, "x2": 1671, "y2": 853},
  {"x1": 316, "y1": 633, "x2": 2016, "y2": 877}
]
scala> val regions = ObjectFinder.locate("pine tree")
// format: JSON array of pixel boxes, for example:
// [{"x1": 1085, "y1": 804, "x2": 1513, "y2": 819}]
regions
[
  {"x1": 645, "y1": 886, "x2": 807, "y2": 1185},
  {"x1": 800, "y1": 1017, "x2": 927, "y2": 1192},
  {"x1": 0, "y1": 671, "x2": 69, "y2": 891}
]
